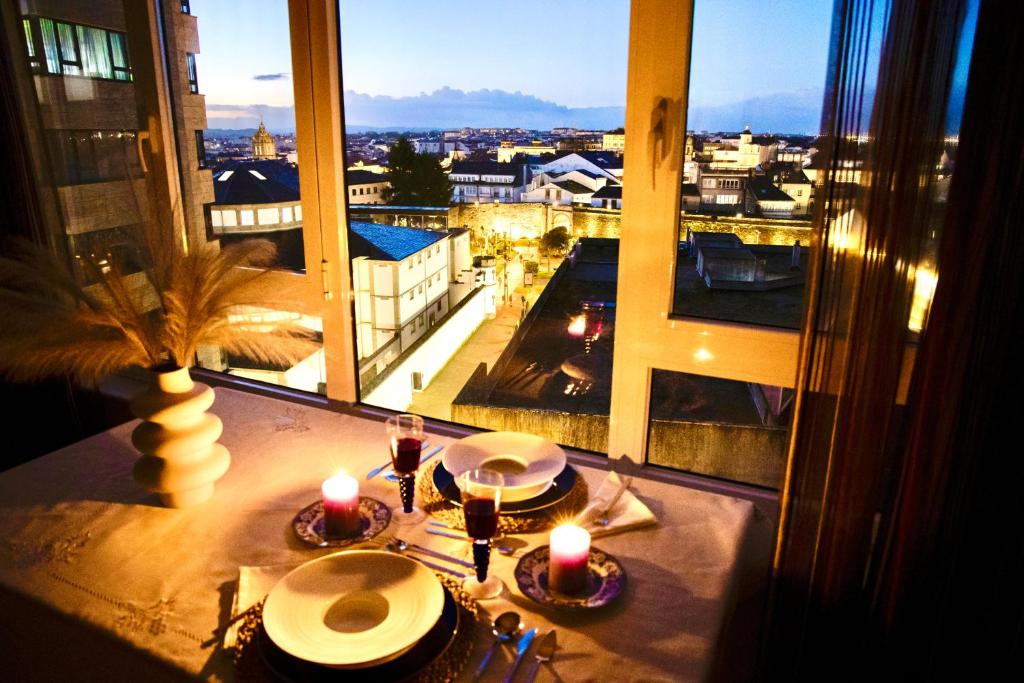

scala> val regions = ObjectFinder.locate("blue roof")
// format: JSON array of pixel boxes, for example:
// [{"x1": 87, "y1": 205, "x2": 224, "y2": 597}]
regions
[{"x1": 348, "y1": 221, "x2": 447, "y2": 261}]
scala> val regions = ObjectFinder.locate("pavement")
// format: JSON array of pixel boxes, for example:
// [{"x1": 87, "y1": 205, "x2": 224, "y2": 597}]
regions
[{"x1": 408, "y1": 257, "x2": 559, "y2": 421}]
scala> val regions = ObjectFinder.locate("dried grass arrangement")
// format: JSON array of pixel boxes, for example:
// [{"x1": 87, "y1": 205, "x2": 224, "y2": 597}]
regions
[{"x1": 0, "y1": 200, "x2": 318, "y2": 384}]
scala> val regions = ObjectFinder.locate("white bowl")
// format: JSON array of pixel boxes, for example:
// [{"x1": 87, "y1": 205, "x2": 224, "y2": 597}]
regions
[
  {"x1": 262, "y1": 550, "x2": 444, "y2": 668},
  {"x1": 442, "y1": 432, "x2": 567, "y2": 502}
]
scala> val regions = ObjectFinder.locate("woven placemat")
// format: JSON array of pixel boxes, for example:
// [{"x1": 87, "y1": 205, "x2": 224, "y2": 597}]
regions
[
  {"x1": 418, "y1": 460, "x2": 590, "y2": 534},
  {"x1": 232, "y1": 573, "x2": 479, "y2": 682}
]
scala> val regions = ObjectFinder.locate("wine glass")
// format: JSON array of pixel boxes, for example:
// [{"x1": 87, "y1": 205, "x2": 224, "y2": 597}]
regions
[
  {"x1": 386, "y1": 414, "x2": 426, "y2": 525},
  {"x1": 459, "y1": 469, "x2": 504, "y2": 599}
]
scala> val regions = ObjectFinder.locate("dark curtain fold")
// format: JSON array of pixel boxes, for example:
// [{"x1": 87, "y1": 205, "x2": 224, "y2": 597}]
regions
[
  {"x1": 870, "y1": 0, "x2": 1024, "y2": 675},
  {"x1": 761, "y1": 0, "x2": 997, "y2": 677}
]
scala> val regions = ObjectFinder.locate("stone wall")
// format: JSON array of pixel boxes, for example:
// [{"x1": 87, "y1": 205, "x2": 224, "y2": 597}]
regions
[{"x1": 415, "y1": 204, "x2": 813, "y2": 248}]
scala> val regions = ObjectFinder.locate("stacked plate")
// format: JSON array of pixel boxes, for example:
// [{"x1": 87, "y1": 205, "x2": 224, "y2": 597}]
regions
[
  {"x1": 259, "y1": 551, "x2": 460, "y2": 679},
  {"x1": 437, "y1": 432, "x2": 577, "y2": 513}
]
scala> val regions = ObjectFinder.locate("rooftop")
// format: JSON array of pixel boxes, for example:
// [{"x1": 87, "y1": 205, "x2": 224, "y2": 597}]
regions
[
  {"x1": 212, "y1": 159, "x2": 299, "y2": 205},
  {"x1": 346, "y1": 169, "x2": 389, "y2": 185},
  {"x1": 347, "y1": 221, "x2": 447, "y2": 261},
  {"x1": 593, "y1": 185, "x2": 623, "y2": 199}
]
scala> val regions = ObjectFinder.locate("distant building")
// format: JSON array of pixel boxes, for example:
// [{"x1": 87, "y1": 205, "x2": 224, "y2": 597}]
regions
[
  {"x1": 591, "y1": 185, "x2": 622, "y2": 210},
  {"x1": 708, "y1": 127, "x2": 779, "y2": 170},
  {"x1": 349, "y1": 222, "x2": 493, "y2": 391},
  {"x1": 750, "y1": 176, "x2": 796, "y2": 218},
  {"x1": 449, "y1": 160, "x2": 528, "y2": 203},
  {"x1": 349, "y1": 222, "x2": 452, "y2": 377},
  {"x1": 680, "y1": 183, "x2": 701, "y2": 211},
  {"x1": 698, "y1": 169, "x2": 754, "y2": 214},
  {"x1": 602, "y1": 132, "x2": 625, "y2": 153},
  {"x1": 772, "y1": 167, "x2": 813, "y2": 216},
  {"x1": 251, "y1": 121, "x2": 277, "y2": 159},
  {"x1": 534, "y1": 151, "x2": 623, "y2": 183},
  {"x1": 497, "y1": 140, "x2": 557, "y2": 162},
  {"x1": 209, "y1": 160, "x2": 301, "y2": 235},
  {"x1": 346, "y1": 169, "x2": 390, "y2": 205}
]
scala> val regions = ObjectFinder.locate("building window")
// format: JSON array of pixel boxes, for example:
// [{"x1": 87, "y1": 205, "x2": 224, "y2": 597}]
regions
[
  {"x1": 181, "y1": 0, "x2": 191, "y2": 13},
  {"x1": 195, "y1": 130, "x2": 206, "y2": 169},
  {"x1": 23, "y1": 16, "x2": 132, "y2": 81},
  {"x1": 186, "y1": 53, "x2": 198, "y2": 93}
]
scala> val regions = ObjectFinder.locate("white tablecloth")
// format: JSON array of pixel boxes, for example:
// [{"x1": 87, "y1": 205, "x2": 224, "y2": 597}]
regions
[{"x1": 0, "y1": 387, "x2": 768, "y2": 681}]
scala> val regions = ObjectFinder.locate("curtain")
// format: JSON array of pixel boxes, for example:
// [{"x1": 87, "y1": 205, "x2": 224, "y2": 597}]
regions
[{"x1": 762, "y1": 0, "x2": 980, "y2": 677}]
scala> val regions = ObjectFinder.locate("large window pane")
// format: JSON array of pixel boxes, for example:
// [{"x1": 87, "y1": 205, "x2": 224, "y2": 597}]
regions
[
  {"x1": 673, "y1": 0, "x2": 834, "y2": 328},
  {"x1": 183, "y1": 0, "x2": 324, "y2": 393},
  {"x1": 338, "y1": 0, "x2": 628, "y2": 453}
]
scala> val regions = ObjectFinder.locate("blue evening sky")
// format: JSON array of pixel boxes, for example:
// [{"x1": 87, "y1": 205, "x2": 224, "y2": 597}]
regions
[{"x1": 191, "y1": 0, "x2": 834, "y2": 116}]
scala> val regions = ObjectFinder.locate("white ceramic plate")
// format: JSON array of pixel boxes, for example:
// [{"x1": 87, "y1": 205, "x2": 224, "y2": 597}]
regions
[
  {"x1": 442, "y1": 432, "x2": 567, "y2": 502},
  {"x1": 262, "y1": 550, "x2": 444, "y2": 668}
]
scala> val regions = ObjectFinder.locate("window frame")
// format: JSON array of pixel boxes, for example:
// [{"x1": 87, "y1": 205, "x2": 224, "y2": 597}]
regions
[
  {"x1": 185, "y1": 52, "x2": 198, "y2": 93},
  {"x1": 22, "y1": 15, "x2": 133, "y2": 82},
  {"x1": 134, "y1": 0, "x2": 796, "y2": 486}
]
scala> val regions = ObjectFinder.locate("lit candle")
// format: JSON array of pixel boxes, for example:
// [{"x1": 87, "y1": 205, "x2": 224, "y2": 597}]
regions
[
  {"x1": 548, "y1": 524, "x2": 591, "y2": 594},
  {"x1": 322, "y1": 473, "x2": 361, "y2": 538}
]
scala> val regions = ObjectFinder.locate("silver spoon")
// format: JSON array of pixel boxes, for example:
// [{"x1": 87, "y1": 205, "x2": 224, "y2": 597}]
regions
[
  {"x1": 425, "y1": 527, "x2": 521, "y2": 556},
  {"x1": 473, "y1": 611, "x2": 522, "y2": 681}
]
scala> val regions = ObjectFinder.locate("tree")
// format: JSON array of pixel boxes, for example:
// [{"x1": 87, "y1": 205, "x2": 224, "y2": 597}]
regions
[
  {"x1": 382, "y1": 136, "x2": 453, "y2": 207},
  {"x1": 541, "y1": 226, "x2": 570, "y2": 255}
]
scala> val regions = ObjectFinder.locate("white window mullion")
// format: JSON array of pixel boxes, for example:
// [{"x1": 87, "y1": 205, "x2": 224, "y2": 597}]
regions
[
  {"x1": 288, "y1": 0, "x2": 357, "y2": 402},
  {"x1": 610, "y1": 0, "x2": 798, "y2": 463}
]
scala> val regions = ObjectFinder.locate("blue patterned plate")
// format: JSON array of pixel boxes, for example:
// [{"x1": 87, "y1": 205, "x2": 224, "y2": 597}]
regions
[
  {"x1": 514, "y1": 545, "x2": 626, "y2": 609},
  {"x1": 292, "y1": 497, "x2": 391, "y2": 547}
]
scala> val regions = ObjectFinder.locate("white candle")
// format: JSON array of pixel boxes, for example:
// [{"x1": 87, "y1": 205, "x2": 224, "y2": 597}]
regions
[
  {"x1": 549, "y1": 524, "x2": 591, "y2": 594},
  {"x1": 322, "y1": 473, "x2": 361, "y2": 538}
]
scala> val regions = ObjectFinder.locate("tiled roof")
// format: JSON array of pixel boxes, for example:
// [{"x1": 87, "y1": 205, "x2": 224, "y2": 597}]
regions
[
  {"x1": 346, "y1": 169, "x2": 389, "y2": 186},
  {"x1": 347, "y1": 221, "x2": 447, "y2": 261},
  {"x1": 212, "y1": 159, "x2": 300, "y2": 205},
  {"x1": 592, "y1": 185, "x2": 622, "y2": 199},
  {"x1": 554, "y1": 180, "x2": 594, "y2": 195},
  {"x1": 751, "y1": 176, "x2": 794, "y2": 202}
]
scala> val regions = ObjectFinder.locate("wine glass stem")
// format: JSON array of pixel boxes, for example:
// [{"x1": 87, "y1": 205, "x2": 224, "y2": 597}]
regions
[
  {"x1": 399, "y1": 474, "x2": 415, "y2": 513},
  {"x1": 472, "y1": 539, "x2": 490, "y2": 583}
]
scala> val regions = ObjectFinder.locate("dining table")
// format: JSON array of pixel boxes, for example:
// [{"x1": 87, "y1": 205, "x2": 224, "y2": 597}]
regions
[{"x1": 0, "y1": 386, "x2": 772, "y2": 682}]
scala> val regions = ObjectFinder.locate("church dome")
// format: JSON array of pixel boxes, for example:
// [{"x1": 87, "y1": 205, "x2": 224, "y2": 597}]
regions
[{"x1": 251, "y1": 122, "x2": 277, "y2": 159}]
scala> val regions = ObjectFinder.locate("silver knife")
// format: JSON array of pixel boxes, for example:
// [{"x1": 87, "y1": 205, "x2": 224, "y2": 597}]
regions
[
  {"x1": 366, "y1": 441, "x2": 432, "y2": 480},
  {"x1": 524, "y1": 630, "x2": 557, "y2": 683},
  {"x1": 502, "y1": 627, "x2": 537, "y2": 683},
  {"x1": 401, "y1": 540, "x2": 475, "y2": 569}
]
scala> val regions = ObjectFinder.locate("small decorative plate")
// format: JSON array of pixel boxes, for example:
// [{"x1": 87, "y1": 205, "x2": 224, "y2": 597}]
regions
[
  {"x1": 514, "y1": 545, "x2": 626, "y2": 609},
  {"x1": 292, "y1": 497, "x2": 391, "y2": 547},
  {"x1": 433, "y1": 463, "x2": 578, "y2": 514}
]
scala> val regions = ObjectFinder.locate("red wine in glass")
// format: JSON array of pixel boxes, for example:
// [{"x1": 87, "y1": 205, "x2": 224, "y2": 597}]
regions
[
  {"x1": 392, "y1": 437, "x2": 422, "y2": 474},
  {"x1": 463, "y1": 497, "x2": 498, "y2": 539}
]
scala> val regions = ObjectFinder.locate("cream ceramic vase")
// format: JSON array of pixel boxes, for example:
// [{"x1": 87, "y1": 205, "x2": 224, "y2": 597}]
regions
[{"x1": 130, "y1": 365, "x2": 230, "y2": 508}]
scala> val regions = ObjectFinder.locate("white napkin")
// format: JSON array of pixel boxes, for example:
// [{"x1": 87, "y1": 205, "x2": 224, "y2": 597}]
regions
[
  {"x1": 574, "y1": 471, "x2": 657, "y2": 538},
  {"x1": 223, "y1": 563, "x2": 296, "y2": 649}
]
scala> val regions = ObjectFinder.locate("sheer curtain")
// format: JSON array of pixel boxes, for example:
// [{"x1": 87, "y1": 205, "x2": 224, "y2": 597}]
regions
[{"x1": 761, "y1": 0, "x2": 990, "y2": 677}]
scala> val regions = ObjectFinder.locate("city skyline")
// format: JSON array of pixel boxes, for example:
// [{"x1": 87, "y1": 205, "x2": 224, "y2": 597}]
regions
[{"x1": 192, "y1": 0, "x2": 834, "y2": 133}]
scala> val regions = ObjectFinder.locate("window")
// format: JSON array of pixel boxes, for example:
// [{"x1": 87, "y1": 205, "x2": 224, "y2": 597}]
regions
[
  {"x1": 181, "y1": 1, "x2": 192, "y2": 13},
  {"x1": 186, "y1": 53, "x2": 198, "y2": 93},
  {"x1": 195, "y1": 130, "x2": 206, "y2": 169},
  {"x1": 22, "y1": 16, "x2": 132, "y2": 81}
]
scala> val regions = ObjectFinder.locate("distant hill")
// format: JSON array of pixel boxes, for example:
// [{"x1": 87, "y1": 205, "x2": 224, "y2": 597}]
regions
[{"x1": 204, "y1": 86, "x2": 831, "y2": 136}]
